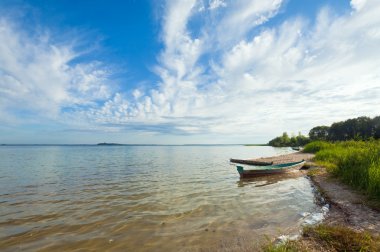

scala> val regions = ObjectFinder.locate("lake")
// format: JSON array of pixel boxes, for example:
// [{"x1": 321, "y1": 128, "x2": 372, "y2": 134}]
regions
[{"x1": 0, "y1": 145, "x2": 321, "y2": 251}]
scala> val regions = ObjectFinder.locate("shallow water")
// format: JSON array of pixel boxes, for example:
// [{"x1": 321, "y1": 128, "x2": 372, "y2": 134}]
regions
[{"x1": 0, "y1": 145, "x2": 319, "y2": 251}]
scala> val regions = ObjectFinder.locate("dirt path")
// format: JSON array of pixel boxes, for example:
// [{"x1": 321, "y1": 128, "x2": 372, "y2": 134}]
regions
[{"x1": 311, "y1": 170, "x2": 380, "y2": 234}]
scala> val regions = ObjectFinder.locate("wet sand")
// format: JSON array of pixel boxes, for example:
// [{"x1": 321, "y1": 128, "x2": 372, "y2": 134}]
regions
[
  {"x1": 258, "y1": 152, "x2": 380, "y2": 234},
  {"x1": 258, "y1": 157, "x2": 380, "y2": 251},
  {"x1": 252, "y1": 152, "x2": 380, "y2": 250},
  {"x1": 311, "y1": 169, "x2": 380, "y2": 233}
]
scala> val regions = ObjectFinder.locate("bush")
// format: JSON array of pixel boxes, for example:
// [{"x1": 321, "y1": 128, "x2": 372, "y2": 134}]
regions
[{"x1": 303, "y1": 141, "x2": 333, "y2": 153}]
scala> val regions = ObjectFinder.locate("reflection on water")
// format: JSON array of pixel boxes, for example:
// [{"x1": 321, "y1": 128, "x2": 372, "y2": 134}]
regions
[
  {"x1": 237, "y1": 171, "x2": 305, "y2": 188},
  {"x1": 0, "y1": 146, "x2": 318, "y2": 251}
]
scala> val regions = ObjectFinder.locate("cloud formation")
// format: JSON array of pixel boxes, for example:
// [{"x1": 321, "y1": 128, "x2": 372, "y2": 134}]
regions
[
  {"x1": 0, "y1": 19, "x2": 111, "y2": 124},
  {"x1": 90, "y1": 0, "x2": 380, "y2": 137},
  {"x1": 1, "y1": 0, "x2": 380, "y2": 142}
]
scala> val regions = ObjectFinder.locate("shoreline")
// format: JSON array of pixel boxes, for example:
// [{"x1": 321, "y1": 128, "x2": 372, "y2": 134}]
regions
[
  {"x1": 256, "y1": 151, "x2": 380, "y2": 251},
  {"x1": 309, "y1": 169, "x2": 380, "y2": 233},
  {"x1": 252, "y1": 151, "x2": 380, "y2": 231}
]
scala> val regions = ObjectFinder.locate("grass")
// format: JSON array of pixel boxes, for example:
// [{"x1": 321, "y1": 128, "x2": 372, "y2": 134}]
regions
[
  {"x1": 303, "y1": 224, "x2": 380, "y2": 251},
  {"x1": 262, "y1": 241, "x2": 299, "y2": 252},
  {"x1": 262, "y1": 224, "x2": 380, "y2": 252},
  {"x1": 307, "y1": 167, "x2": 324, "y2": 177},
  {"x1": 303, "y1": 141, "x2": 333, "y2": 153},
  {"x1": 303, "y1": 140, "x2": 380, "y2": 200}
]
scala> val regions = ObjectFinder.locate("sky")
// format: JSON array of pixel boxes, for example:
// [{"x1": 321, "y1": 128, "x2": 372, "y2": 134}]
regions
[{"x1": 1, "y1": 0, "x2": 380, "y2": 144}]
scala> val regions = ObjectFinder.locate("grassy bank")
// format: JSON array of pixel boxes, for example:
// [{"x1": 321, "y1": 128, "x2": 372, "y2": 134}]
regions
[
  {"x1": 263, "y1": 140, "x2": 380, "y2": 251},
  {"x1": 303, "y1": 140, "x2": 380, "y2": 200},
  {"x1": 263, "y1": 224, "x2": 380, "y2": 252}
]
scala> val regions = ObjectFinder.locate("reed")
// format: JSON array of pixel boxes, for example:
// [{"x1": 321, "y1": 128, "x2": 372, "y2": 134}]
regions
[
  {"x1": 302, "y1": 141, "x2": 333, "y2": 153},
  {"x1": 304, "y1": 140, "x2": 380, "y2": 199}
]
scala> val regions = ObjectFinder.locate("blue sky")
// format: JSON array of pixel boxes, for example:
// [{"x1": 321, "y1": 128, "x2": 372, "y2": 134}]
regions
[{"x1": 1, "y1": 0, "x2": 380, "y2": 144}]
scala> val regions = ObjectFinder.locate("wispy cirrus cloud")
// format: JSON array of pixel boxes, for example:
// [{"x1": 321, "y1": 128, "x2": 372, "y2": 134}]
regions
[
  {"x1": 0, "y1": 18, "x2": 112, "y2": 124},
  {"x1": 2, "y1": 0, "x2": 380, "y2": 143},
  {"x1": 89, "y1": 0, "x2": 380, "y2": 138},
  {"x1": 85, "y1": 0, "x2": 288, "y2": 135}
]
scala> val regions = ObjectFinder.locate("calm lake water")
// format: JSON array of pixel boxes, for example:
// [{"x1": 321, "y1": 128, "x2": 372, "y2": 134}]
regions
[{"x1": 0, "y1": 145, "x2": 320, "y2": 251}]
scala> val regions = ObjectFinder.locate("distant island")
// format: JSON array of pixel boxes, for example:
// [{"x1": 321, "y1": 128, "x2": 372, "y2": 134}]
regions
[
  {"x1": 244, "y1": 144, "x2": 268, "y2": 146},
  {"x1": 97, "y1": 143, "x2": 123, "y2": 146}
]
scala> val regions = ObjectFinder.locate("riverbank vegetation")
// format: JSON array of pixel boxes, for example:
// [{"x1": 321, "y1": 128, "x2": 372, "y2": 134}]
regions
[
  {"x1": 268, "y1": 132, "x2": 310, "y2": 147},
  {"x1": 263, "y1": 224, "x2": 380, "y2": 251},
  {"x1": 310, "y1": 116, "x2": 380, "y2": 141},
  {"x1": 268, "y1": 115, "x2": 380, "y2": 147},
  {"x1": 264, "y1": 116, "x2": 380, "y2": 251},
  {"x1": 304, "y1": 140, "x2": 380, "y2": 200}
]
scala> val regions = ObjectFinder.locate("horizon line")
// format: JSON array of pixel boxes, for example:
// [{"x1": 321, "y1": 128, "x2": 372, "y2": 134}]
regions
[{"x1": 0, "y1": 143, "x2": 269, "y2": 146}]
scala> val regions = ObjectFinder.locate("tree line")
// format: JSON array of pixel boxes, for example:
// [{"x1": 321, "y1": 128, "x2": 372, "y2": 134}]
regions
[
  {"x1": 309, "y1": 116, "x2": 380, "y2": 141},
  {"x1": 268, "y1": 116, "x2": 380, "y2": 147},
  {"x1": 268, "y1": 132, "x2": 310, "y2": 147}
]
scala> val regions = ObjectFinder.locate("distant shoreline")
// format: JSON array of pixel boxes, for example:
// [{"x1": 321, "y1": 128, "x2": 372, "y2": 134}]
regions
[{"x1": 0, "y1": 143, "x2": 265, "y2": 147}]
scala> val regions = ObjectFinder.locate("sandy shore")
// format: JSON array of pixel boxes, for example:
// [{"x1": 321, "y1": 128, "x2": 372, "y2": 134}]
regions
[
  {"x1": 258, "y1": 152, "x2": 380, "y2": 232},
  {"x1": 311, "y1": 169, "x2": 380, "y2": 233},
  {"x1": 250, "y1": 151, "x2": 315, "y2": 165},
  {"x1": 249, "y1": 152, "x2": 380, "y2": 250}
]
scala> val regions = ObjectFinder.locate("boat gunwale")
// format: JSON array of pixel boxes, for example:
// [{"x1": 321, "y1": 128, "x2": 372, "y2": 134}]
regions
[
  {"x1": 229, "y1": 158, "x2": 273, "y2": 166},
  {"x1": 237, "y1": 160, "x2": 305, "y2": 171}
]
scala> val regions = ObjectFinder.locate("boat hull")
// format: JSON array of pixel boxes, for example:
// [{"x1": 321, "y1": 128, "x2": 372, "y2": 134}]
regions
[
  {"x1": 236, "y1": 160, "x2": 305, "y2": 178},
  {"x1": 238, "y1": 167, "x2": 298, "y2": 178}
]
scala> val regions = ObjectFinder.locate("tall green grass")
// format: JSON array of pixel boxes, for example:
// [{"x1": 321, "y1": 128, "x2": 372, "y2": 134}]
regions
[
  {"x1": 303, "y1": 141, "x2": 333, "y2": 153},
  {"x1": 304, "y1": 140, "x2": 380, "y2": 199}
]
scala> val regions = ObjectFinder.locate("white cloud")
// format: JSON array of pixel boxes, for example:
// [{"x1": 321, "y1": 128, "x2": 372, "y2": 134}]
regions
[
  {"x1": 208, "y1": 0, "x2": 227, "y2": 10},
  {"x1": 351, "y1": 0, "x2": 367, "y2": 11},
  {"x1": 0, "y1": 19, "x2": 111, "y2": 122},
  {"x1": 100, "y1": 0, "x2": 380, "y2": 138},
  {"x1": 3, "y1": 0, "x2": 380, "y2": 143},
  {"x1": 213, "y1": 0, "x2": 284, "y2": 48}
]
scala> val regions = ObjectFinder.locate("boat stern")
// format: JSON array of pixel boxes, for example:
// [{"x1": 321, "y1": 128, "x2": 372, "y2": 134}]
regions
[{"x1": 236, "y1": 166, "x2": 244, "y2": 177}]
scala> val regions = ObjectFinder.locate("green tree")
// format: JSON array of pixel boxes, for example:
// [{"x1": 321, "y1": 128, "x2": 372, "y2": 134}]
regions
[
  {"x1": 282, "y1": 132, "x2": 290, "y2": 144},
  {"x1": 329, "y1": 117, "x2": 373, "y2": 141},
  {"x1": 309, "y1": 126, "x2": 330, "y2": 141},
  {"x1": 373, "y1": 116, "x2": 380, "y2": 139},
  {"x1": 329, "y1": 121, "x2": 347, "y2": 141},
  {"x1": 296, "y1": 132, "x2": 310, "y2": 146},
  {"x1": 268, "y1": 132, "x2": 309, "y2": 147}
]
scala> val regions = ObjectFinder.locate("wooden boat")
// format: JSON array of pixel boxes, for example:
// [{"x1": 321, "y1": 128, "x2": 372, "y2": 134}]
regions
[
  {"x1": 291, "y1": 146, "x2": 301, "y2": 151},
  {"x1": 230, "y1": 158, "x2": 273, "y2": 166},
  {"x1": 235, "y1": 160, "x2": 305, "y2": 178}
]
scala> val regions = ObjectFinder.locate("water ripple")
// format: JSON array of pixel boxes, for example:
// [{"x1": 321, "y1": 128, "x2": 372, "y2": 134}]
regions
[{"x1": 0, "y1": 145, "x2": 317, "y2": 251}]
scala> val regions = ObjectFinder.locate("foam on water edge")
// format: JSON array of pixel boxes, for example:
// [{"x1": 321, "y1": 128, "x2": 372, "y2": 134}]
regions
[{"x1": 276, "y1": 179, "x2": 330, "y2": 244}]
